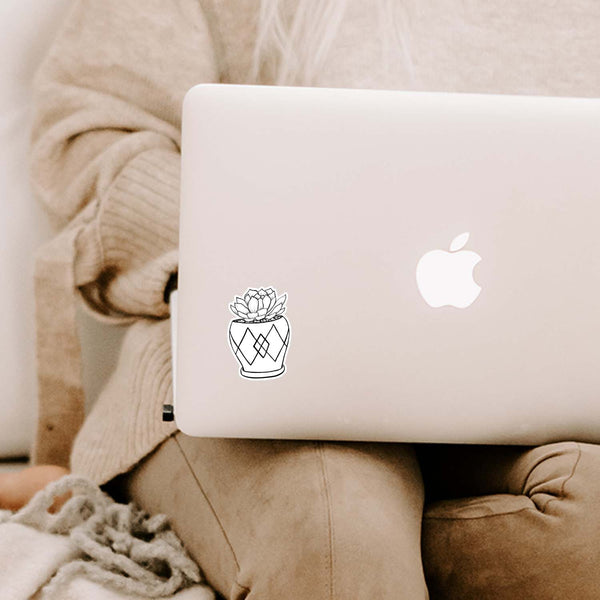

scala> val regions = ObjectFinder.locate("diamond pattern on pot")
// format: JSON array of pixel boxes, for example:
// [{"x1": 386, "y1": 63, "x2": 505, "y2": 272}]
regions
[
  {"x1": 253, "y1": 334, "x2": 270, "y2": 358},
  {"x1": 265, "y1": 322, "x2": 289, "y2": 361},
  {"x1": 235, "y1": 327, "x2": 259, "y2": 364}
]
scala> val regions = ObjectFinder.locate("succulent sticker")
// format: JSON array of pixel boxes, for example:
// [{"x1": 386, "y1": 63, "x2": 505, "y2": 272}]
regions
[{"x1": 228, "y1": 287, "x2": 290, "y2": 379}]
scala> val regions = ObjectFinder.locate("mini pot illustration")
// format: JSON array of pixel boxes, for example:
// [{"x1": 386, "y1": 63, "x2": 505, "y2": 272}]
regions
[{"x1": 228, "y1": 287, "x2": 290, "y2": 379}]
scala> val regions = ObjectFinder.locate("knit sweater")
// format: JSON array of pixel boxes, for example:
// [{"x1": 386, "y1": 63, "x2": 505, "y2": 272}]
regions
[{"x1": 31, "y1": 0, "x2": 600, "y2": 484}]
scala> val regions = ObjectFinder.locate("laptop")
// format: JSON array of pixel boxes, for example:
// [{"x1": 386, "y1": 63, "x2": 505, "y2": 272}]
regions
[{"x1": 175, "y1": 83, "x2": 600, "y2": 445}]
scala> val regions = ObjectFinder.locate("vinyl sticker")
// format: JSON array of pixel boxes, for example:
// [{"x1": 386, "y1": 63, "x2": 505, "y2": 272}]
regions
[{"x1": 228, "y1": 287, "x2": 290, "y2": 379}]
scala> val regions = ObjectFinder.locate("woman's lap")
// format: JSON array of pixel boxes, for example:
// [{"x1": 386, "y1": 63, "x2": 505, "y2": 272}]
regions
[
  {"x1": 119, "y1": 435, "x2": 600, "y2": 600},
  {"x1": 119, "y1": 432, "x2": 427, "y2": 600}
]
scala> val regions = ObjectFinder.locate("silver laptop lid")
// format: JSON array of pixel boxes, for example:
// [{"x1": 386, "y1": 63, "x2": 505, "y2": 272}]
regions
[{"x1": 177, "y1": 84, "x2": 600, "y2": 444}]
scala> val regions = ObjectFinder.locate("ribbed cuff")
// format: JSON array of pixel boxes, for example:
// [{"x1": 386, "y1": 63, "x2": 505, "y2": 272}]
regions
[{"x1": 75, "y1": 148, "x2": 181, "y2": 319}]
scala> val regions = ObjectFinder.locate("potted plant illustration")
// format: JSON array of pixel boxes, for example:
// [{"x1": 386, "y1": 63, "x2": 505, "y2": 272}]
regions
[{"x1": 228, "y1": 287, "x2": 290, "y2": 379}]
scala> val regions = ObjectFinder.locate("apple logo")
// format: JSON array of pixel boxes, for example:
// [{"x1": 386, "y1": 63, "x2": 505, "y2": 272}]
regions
[{"x1": 416, "y1": 232, "x2": 482, "y2": 308}]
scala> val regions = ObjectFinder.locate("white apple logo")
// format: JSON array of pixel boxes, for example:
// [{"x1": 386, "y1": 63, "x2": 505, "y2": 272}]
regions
[{"x1": 416, "y1": 232, "x2": 482, "y2": 308}]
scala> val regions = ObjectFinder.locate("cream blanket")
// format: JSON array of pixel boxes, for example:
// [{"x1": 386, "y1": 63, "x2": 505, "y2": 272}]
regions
[{"x1": 0, "y1": 476, "x2": 214, "y2": 600}]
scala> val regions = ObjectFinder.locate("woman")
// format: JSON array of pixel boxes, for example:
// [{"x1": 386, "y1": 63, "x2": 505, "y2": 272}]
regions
[{"x1": 26, "y1": 1, "x2": 600, "y2": 598}]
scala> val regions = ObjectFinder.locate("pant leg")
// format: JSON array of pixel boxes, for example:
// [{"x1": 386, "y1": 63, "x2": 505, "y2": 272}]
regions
[
  {"x1": 119, "y1": 433, "x2": 428, "y2": 600},
  {"x1": 419, "y1": 442, "x2": 600, "y2": 600}
]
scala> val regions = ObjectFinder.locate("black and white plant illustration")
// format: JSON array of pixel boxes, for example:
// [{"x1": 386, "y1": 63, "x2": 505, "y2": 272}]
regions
[{"x1": 228, "y1": 287, "x2": 290, "y2": 379}]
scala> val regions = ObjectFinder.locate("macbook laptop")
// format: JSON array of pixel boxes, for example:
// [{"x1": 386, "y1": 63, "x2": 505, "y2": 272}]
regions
[{"x1": 175, "y1": 83, "x2": 600, "y2": 445}]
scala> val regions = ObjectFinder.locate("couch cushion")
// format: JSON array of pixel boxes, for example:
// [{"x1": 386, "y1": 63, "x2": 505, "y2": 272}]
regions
[{"x1": 0, "y1": 0, "x2": 70, "y2": 456}]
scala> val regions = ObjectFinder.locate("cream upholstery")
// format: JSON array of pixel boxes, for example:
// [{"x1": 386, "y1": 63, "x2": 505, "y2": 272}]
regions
[{"x1": 0, "y1": 1, "x2": 69, "y2": 456}]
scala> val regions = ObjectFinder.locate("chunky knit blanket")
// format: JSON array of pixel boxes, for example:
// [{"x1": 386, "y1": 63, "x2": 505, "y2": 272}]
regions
[{"x1": 0, "y1": 475, "x2": 214, "y2": 600}]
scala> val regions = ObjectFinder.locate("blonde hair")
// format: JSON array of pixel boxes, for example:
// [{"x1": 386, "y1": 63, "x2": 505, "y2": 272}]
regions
[{"x1": 250, "y1": 0, "x2": 415, "y2": 86}]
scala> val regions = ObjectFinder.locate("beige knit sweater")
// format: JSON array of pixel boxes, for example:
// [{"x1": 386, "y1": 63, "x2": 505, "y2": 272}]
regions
[{"x1": 31, "y1": 0, "x2": 600, "y2": 484}]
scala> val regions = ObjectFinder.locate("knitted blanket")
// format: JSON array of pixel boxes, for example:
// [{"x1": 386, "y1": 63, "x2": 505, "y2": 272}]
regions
[{"x1": 0, "y1": 475, "x2": 214, "y2": 600}]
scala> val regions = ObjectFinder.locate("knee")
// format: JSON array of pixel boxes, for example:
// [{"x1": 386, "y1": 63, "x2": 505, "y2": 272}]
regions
[
  {"x1": 522, "y1": 442, "x2": 600, "y2": 554},
  {"x1": 505, "y1": 441, "x2": 600, "y2": 529},
  {"x1": 233, "y1": 442, "x2": 427, "y2": 600},
  {"x1": 512, "y1": 441, "x2": 584, "y2": 511}
]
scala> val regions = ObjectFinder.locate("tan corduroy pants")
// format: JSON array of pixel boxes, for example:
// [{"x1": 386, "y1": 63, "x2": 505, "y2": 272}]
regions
[{"x1": 118, "y1": 437, "x2": 600, "y2": 600}]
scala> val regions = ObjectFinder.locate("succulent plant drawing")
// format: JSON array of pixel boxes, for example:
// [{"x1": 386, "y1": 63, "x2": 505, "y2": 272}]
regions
[
  {"x1": 229, "y1": 287, "x2": 287, "y2": 323},
  {"x1": 228, "y1": 286, "x2": 290, "y2": 379}
]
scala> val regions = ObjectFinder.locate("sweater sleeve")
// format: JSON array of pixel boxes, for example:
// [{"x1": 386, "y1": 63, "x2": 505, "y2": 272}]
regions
[{"x1": 31, "y1": 0, "x2": 219, "y2": 319}]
